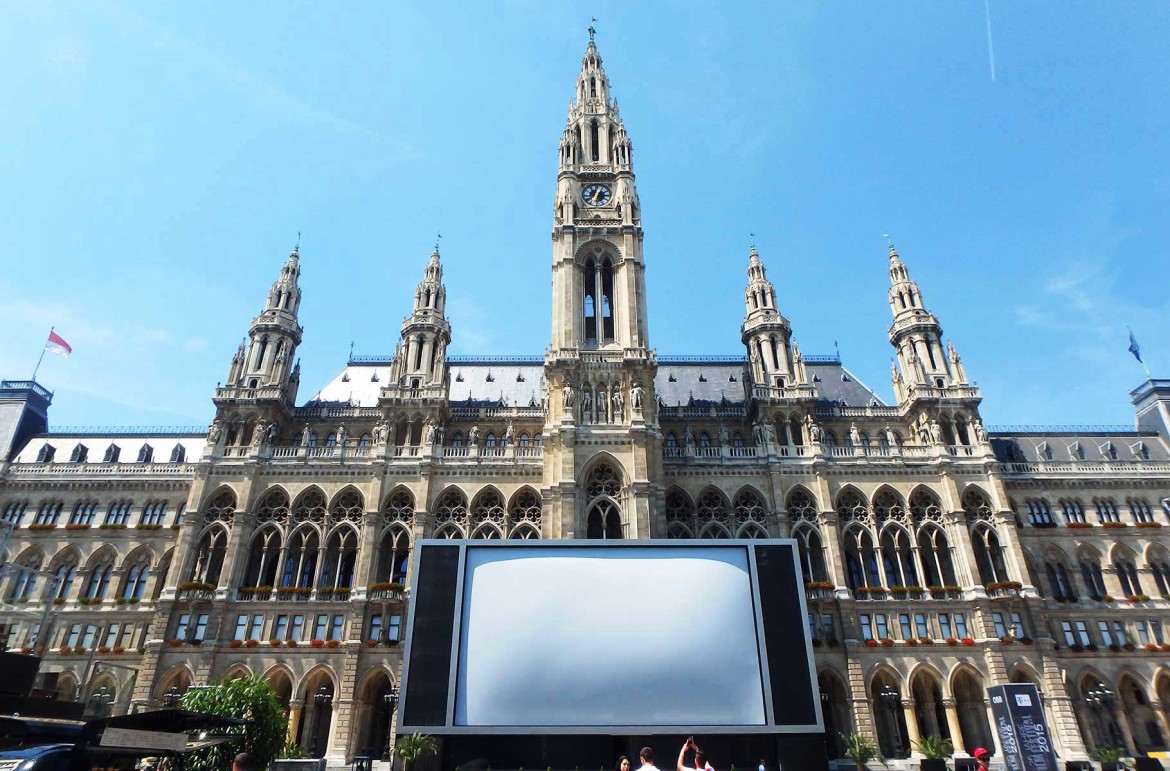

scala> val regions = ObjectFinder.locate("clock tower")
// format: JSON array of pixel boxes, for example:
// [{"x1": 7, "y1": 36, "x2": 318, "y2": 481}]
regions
[{"x1": 544, "y1": 28, "x2": 660, "y2": 540}]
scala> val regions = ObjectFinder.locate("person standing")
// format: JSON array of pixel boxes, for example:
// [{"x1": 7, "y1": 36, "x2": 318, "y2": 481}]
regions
[
  {"x1": 677, "y1": 738, "x2": 713, "y2": 771},
  {"x1": 758, "y1": 759, "x2": 766, "y2": 771},
  {"x1": 640, "y1": 746, "x2": 661, "y2": 771}
]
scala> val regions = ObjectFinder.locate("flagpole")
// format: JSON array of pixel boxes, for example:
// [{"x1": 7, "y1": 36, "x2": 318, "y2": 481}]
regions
[{"x1": 30, "y1": 326, "x2": 52, "y2": 382}]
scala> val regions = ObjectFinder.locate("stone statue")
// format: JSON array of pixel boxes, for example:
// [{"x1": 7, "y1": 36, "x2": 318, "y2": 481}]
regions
[
  {"x1": 435, "y1": 424, "x2": 445, "y2": 444},
  {"x1": 505, "y1": 421, "x2": 515, "y2": 444},
  {"x1": 752, "y1": 422, "x2": 765, "y2": 447},
  {"x1": 630, "y1": 381, "x2": 644, "y2": 411},
  {"x1": 300, "y1": 424, "x2": 312, "y2": 446},
  {"x1": 611, "y1": 388, "x2": 623, "y2": 420},
  {"x1": 581, "y1": 389, "x2": 592, "y2": 418},
  {"x1": 929, "y1": 419, "x2": 944, "y2": 445},
  {"x1": 336, "y1": 424, "x2": 348, "y2": 448},
  {"x1": 973, "y1": 420, "x2": 988, "y2": 443},
  {"x1": 809, "y1": 421, "x2": 823, "y2": 443},
  {"x1": 252, "y1": 420, "x2": 267, "y2": 447},
  {"x1": 541, "y1": 381, "x2": 550, "y2": 412},
  {"x1": 207, "y1": 419, "x2": 222, "y2": 443},
  {"x1": 423, "y1": 421, "x2": 436, "y2": 445},
  {"x1": 719, "y1": 423, "x2": 730, "y2": 446},
  {"x1": 764, "y1": 422, "x2": 776, "y2": 445},
  {"x1": 267, "y1": 422, "x2": 278, "y2": 444},
  {"x1": 849, "y1": 423, "x2": 862, "y2": 447},
  {"x1": 468, "y1": 424, "x2": 480, "y2": 446},
  {"x1": 562, "y1": 383, "x2": 574, "y2": 409},
  {"x1": 684, "y1": 425, "x2": 696, "y2": 448},
  {"x1": 884, "y1": 425, "x2": 899, "y2": 447}
]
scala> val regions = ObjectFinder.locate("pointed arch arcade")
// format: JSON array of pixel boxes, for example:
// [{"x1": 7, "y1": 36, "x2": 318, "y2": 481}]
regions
[{"x1": 584, "y1": 459, "x2": 623, "y2": 539}]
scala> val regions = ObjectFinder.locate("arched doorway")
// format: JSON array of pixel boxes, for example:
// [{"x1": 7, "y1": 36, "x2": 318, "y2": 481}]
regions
[
  {"x1": 910, "y1": 670, "x2": 949, "y2": 743},
  {"x1": 819, "y1": 671, "x2": 851, "y2": 758},
  {"x1": 354, "y1": 671, "x2": 397, "y2": 760},
  {"x1": 871, "y1": 672, "x2": 909, "y2": 759},
  {"x1": 1080, "y1": 676, "x2": 1124, "y2": 752},
  {"x1": 1119, "y1": 674, "x2": 1165, "y2": 753},
  {"x1": 296, "y1": 672, "x2": 336, "y2": 758},
  {"x1": 953, "y1": 669, "x2": 993, "y2": 754}
]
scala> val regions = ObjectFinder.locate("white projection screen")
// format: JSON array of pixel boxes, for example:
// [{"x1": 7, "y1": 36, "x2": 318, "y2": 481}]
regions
[
  {"x1": 456, "y1": 545, "x2": 766, "y2": 727},
  {"x1": 397, "y1": 540, "x2": 822, "y2": 736}
]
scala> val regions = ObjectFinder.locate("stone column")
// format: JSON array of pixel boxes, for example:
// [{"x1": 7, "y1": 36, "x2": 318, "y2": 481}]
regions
[
  {"x1": 287, "y1": 705, "x2": 302, "y2": 744},
  {"x1": 903, "y1": 699, "x2": 922, "y2": 750},
  {"x1": 942, "y1": 699, "x2": 965, "y2": 750},
  {"x1": 1113, "y1": 705, "x2": 1138, "y2": 755}
]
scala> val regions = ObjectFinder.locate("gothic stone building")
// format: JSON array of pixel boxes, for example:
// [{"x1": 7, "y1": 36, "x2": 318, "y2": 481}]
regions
[{"x1": 2, "y1": 35, "x2": 1170, "y2": 768}]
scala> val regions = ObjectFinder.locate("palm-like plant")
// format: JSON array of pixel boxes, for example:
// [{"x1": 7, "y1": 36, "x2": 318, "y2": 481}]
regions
[
  {"x1": 396, "y1": 733, "x2": 438, "y2": 771},
  {"x1": 912, "y1": 736, "x2": 954, "y2": 760},
  {"x1": 841, "y1": 732, "x2": 885, "y2": 771}
]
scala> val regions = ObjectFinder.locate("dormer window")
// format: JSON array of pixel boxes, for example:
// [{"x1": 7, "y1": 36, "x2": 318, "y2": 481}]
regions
[
  {"x1": 137, "y1": 444, "x2": 154, "y2": 463},
  {"x1": 103, "y1": 444, "x2": 121, "y2": 463},
  {"x1": 36, "y1": 444, "x2": 55, "y2": 463},
  {"x1": 668, "y1": 373, "x2": 676, "y2": 382},
  {"x1": 486, "y1": 372, "x2": 495, "y2": 383},
  {"x1": 69, "y1": 444, "x2": 88, "y2": 463},
  {"x1": 698, "y1": 373, "x2": 707, "y2": 383},
  {"x1": 170, "y1": 444, "x2": 187, "y2": 463}
]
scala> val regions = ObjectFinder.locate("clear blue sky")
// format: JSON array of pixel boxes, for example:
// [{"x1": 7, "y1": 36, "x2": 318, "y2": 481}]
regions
[{"x1": 2, "y1": 2, "x2": 1167, "y2": 429}]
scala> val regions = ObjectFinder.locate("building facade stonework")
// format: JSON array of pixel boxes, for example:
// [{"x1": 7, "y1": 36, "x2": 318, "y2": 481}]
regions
[{"x1": 2, "y1": 35, "x2": 1170, "y2": 767}]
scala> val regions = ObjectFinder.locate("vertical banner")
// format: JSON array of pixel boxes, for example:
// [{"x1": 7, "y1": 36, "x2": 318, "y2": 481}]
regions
[{"x1": 988, "y1": 684, "x2": 1059, "y2": 771}]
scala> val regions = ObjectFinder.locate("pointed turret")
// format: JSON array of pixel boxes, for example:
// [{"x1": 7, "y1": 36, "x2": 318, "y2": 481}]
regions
[
  {"x1": 233, "y1": 246, "x2": 304, "y2": 392},
  {"x1": 388, "y1": 245, "x2": 451, "y2": 389},
  {"x1": 886, "y1": 243, "x2": 978, "y2": 407},
  {"x1": 740, "y1": 243, "x2": 808, "y2": 390}
]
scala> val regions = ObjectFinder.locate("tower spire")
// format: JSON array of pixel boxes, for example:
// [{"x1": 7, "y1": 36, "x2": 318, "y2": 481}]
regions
[
  {"x1": 740, "y1": 243, "x2": 808, "y2": 389},
  {"x1": 387, "y1": 243, "x2": 450, "y2": 389}
]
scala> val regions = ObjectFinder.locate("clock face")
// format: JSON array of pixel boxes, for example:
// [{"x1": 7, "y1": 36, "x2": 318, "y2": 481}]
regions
[{"x1": 582, "y1": 184, "x2": 612, "y2": 207}]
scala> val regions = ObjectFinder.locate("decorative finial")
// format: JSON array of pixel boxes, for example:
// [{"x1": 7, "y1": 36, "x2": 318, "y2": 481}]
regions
[
  {"x1": 883, "y1": 233, "x2": 898, "y2": 258},
  {"x1": 294, "y1": 230, "x2": 301, "y2": 255},
  {"x1": 589, "y1": 18, "x2": 597, "y2": 42},
  {"x1": 434, "y1": 232, "x2": 442, "y2": 253},
  {"x1": 349, "y1": 340, "x2": 355, "y2": 361}
]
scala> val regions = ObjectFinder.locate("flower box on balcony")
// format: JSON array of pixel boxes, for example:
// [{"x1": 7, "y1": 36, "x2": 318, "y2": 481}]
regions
[
  {"x1": 805, "y1": 581, "x2": 833, "y2": 590},
  {"x1": 1127, "y1": 594, "x2": 1150, "y2": 603},
  {"x1": 368, "y1": 582, "x2": 406, "y2": 601},
  {"x1": 1085, "y1": 644, "x2": 1099, "y2": 652},
  {"x1": 285, "y1": 640, "x2": 297, "y2": 648},
  {"x1": 99, "y1": 524, "x2": 127, "y2": 530},
  {"x1": 918, "y1": 637, "x2": 934, "y2": 645},
  {"x1": 946, "y1": 637, "x2": 959, "y2": 646},
  {"x1": 1135, "y1": 521, "x2": 1163, "y2": 529},
  {"x1": 53, "y1": 598, "x2": 66, "y2": 605},
  {"x1": 1000, "y1": 636, "x2": 1015, "y2": 645},
  {"x1": 27, "y1": 524, "x2": 56, "y2": 531},
  {"x1": 112, "y1": 646, "x2": 125, "y2": 654},
  {"x1": 270, "y1": 640, "x2": 283, "y2": 647},
  {"x1": 961, "y1": 637, "x2": 975, "y2": 646},
  {"x1": 325, "y1": 640, "x2": 340, "y2": 648},
  {"x1": 244, "y1": 639, "x2": 259, "y2": 648},
  {"x1": 366, "y1": 639, "x2": 378, "y2": 647},
  {"x1": 317, "y1": 587, "x2": 352, "y2": 600},
  {"x1": 1065, "y1": 522, "x2": 1092, "y2": 529},
  {"x1": 135, "y1": 523, "x2": 163, "y2": 530},
  {"x1": 1069, "y1": 644, "x2": 1085, "y2": 652},
  {"x1": 309, "y1": 639, "x2": 326, "y2": 648},
  {"x1": 864, "y1": 639, "x2": 878, "y2": 648},
  {"x1": 1108, "y1": 644, "x2": 1121, "y2": 652},
  {"x1": 97, "y1": 646, "x2": 111, "y2": 654},
  {"x1": 20, "y1": 647, "x2": 32, "y2": 655},
  {"x1": 65, "y1": 524, "x2": 91, "y2": 531},
  {"x1": 1162, "y1": 643, "x2": 1170, "y2": 652},
  {"x1": 905, "y1": 638, "x2": 917, "y2": 647},
  {"x1": 827, "y1": 638, "x2": 841, "y2": 648},
  {"x1": 178, "y1": 581, "x2": 214, "y2": 592},
  {"x1": 1145, "y1": 643, "x2": 1160, "y2": 652},
  {"x1": 59, "y1": 646, "x2": 73, "y2": 655},
  {"x1": 879, "y1": 638, "x2": 895, "y2": 647},
  {"x1": 229, "y1": 640, "x2": 243, "y2": 649},
  {"x1": 811, "y1": 639, "x2": 823, "y2": 648},
  {"x1": 1102, "y1": 522, "x2": 1128, "y2": 529}
]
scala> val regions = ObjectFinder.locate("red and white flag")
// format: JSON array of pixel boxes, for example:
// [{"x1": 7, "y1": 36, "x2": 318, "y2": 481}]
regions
[{"x1": 45, "y1": 330, "x2": 72, "y2": 358}]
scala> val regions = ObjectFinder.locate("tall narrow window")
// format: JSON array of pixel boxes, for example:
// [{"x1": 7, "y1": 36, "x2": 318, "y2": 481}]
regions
[
  {"x1": 601, "y1": 258, "x2": 614, "y2": 342},
  {"x1": 583, "y1": 259, "x2": 597, "y2": 343},
  {"x1": 590, "y1": 120, "x2": 599, "y2": 162},
  {"x1": 590, "y1": 77, "x2": 597, "y2": 98}
]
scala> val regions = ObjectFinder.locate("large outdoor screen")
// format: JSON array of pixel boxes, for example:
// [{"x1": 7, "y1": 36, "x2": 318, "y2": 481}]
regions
[
  {"x1": 398, "y1": 540, "x2": 820, "y2": 736},
  {"x1": 456, "y1": 545, "x2": 766, "y2": 726}
]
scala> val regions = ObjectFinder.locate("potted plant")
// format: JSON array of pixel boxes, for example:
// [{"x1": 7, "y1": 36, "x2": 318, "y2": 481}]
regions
[
  {"x1": 913, "y1": 735, "x2": 953, "y2": 771},
  {"x1": 841, "y1": 732, "x2": 884, "y2": 771},
  {"x1": 396, "y1": 733, "x2": 438, "y2": 771},
  {"x1": 1093, "y1": 746, "x2": 1125, "y2": 771}
]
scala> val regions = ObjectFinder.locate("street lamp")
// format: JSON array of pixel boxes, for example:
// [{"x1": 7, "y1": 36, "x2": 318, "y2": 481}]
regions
[
  {"x1": 312, "y1": 686, "x2": 333, "y2": 757},
  {"x1": 382, "y1": 685, "x2": 400, "y2": 761},
  {"x1": 878, "y1": 684, "x2": 903, "y2": 757},
  {"x1": 162, "y1": 686, "x2": 182, "y2": 708},
  {"x1": 1085, "y1": 684, "x2": 1121, "y2": 747}
]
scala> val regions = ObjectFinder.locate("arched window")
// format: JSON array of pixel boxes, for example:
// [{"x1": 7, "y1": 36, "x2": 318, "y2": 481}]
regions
[
  {"x1": 485, "y1": 433, "x2": 497, "y2": 448},
  {"x1": 917, "y1": 527, "x2": 956, "y2": 587},
  {"x1": 52, "y1": 555, "x2": 78, "y2": 600},
  {"x1": 665, "y1": 488, "x2": 694, "y2": 539},
  {"x1": 508, "y1": 489, "x2": 542, "y2": 539},
  {"x1": 1128, "y1": 498, "x2": 1154, "y2": 524},
  {"x1": 1150, "y1": 554, "x2": 1170, "y2": 597},
  {"x1": 450, "y1": 432, "x2": 463, "y2": 448},
  {"x1": 909, "y1": 489, "x2": 943, "y2": 523},
  {"x1": 880, "y1": 527, "x2": 918, "y2": 587},
  {"x1": 33, "y1": 500, "x2": 63, "y2": 526},
  {"x1": 1079, "y1": 551, "x2": 1107, "y2": 600},
  {"x1": 1059, "y1": 498, "x2": 1086, "y2": 524},
  {"x1": 85, "y1": 561, "x2": 114, "y2": 601},
  {"x1": 123, "y1": 561, "x2": 150, "y2": 600},
  {"x1": 519, "y1": 433, "x2": 530, "y2": 447},
  {"x1": 971, "y1": 526, "x2": 1009, "y2": 585},
  {"x1": 786, "y1": 488, "x2": 818, "y2": 521},
  {"x1": 434, "y1": 488, "x2": 469, "y2": 538},
  {"x1": 843, "y1": 528, "x2": 880, "y2": 590},
  {"x1": 836, "y1": 489, "x2": 869, "y2": 523},
  {"x1": 699, "y1": 432, "x2": 711, "y2": 449},
  {"x1": 1094, "y1": 497, "x2": 1120, "y2": 523},
  {"x1": 9, "y1": 553, "x2": 43, "y2": 601},
  {"x1": 281, "y1": 528, "x2": 320, "y2": 588},
  {"x1": 697, "y1": 489, "x2": 731, "y2": 538},
  {"x1": 1025, "y1": 498, "x2": 1053, "y2": 526},
  {"x1": 585, "y1": 462, "x2": 623, "y2": 539},
  {"x1": 961, "y1": 488, "x2": 994, "y2": 522},
  {"x1": 1044, "y1": 559, "x2": 1075, "y2": 601},
  {"x1": 873, "y1": 489, "x2": 906, "y2": 524},
  {"x1": 794, "y1": 525, "x2": 828, "y2": 583},
  {"x1": 590, "y1": 119, "x2": 599, "y2": 162},
  {"x1": 1115, "y1": 555, "x2": 1143, "y2": 597},
  {"x1": 471, "y1": 489, "x2": 506, "y2": 539}
]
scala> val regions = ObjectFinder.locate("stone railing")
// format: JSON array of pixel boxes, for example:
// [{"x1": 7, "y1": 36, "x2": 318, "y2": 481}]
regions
[
  {"x1": 7, "y1": 462, "x2": 195, "y2": 477},
  {"x1": 1001, "y1": 460, "x2": 1170, "y2": 476},
  {"x1": 449, "y1": 405, "x2": 545, "y2": 420}
]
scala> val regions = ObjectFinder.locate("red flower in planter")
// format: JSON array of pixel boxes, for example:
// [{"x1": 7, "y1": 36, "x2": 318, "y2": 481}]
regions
[
  {"x1": 961, "y1": 637, "x2": 975, "y2": 646},
  {"x1": 864, "y1": 639, "x2": 878, "y2": 648}
]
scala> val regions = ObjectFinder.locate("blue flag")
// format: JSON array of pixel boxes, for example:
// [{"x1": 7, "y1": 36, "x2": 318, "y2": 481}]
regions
[{"x1": 1128, "y1": 329, "x2": 1143, "y2": 363}]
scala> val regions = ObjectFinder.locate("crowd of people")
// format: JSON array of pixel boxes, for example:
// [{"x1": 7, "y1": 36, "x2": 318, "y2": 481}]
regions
[{"x1": 616, "y1": 739, "x2": 769, "y2": 771}]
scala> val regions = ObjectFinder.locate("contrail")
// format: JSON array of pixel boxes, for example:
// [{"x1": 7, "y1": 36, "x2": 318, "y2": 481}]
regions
[{"x1": 984, "y1": 0, "x2": 997, "y2": 82}]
